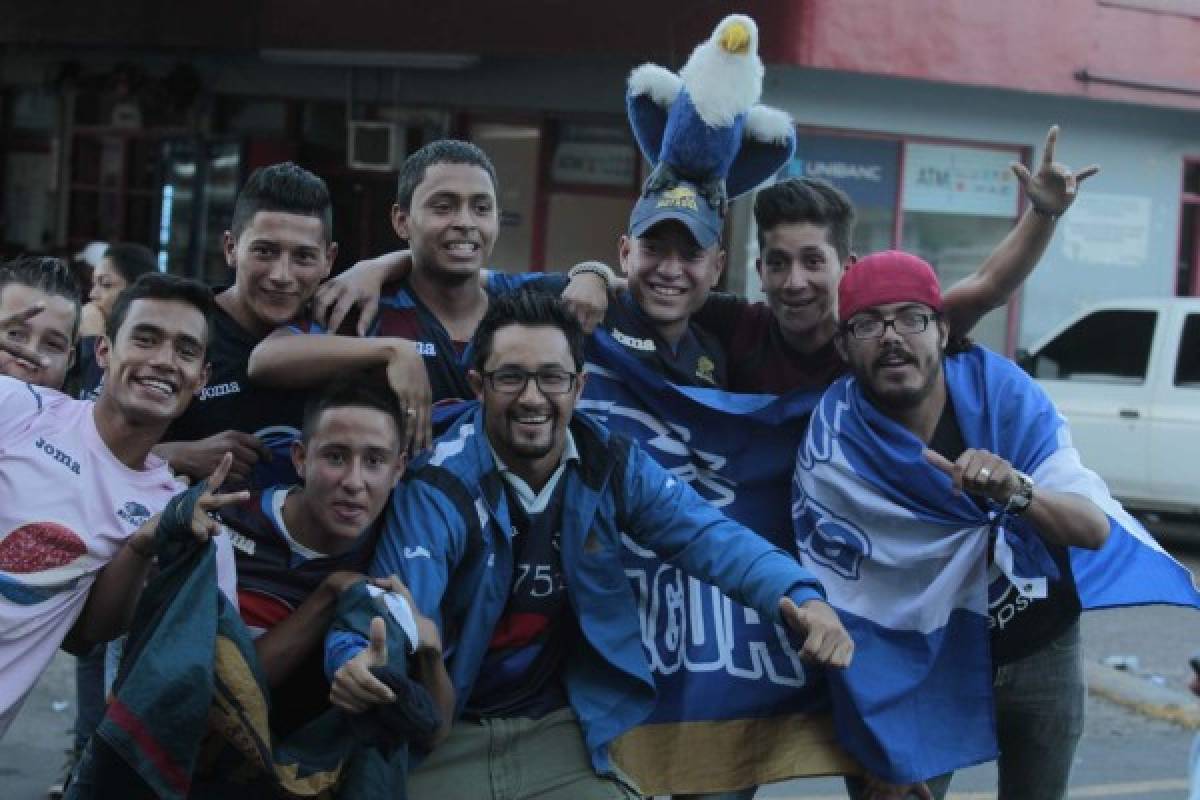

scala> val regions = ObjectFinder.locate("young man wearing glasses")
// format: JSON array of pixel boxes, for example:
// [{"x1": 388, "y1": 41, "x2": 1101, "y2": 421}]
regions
[
  {"x1": 812, "y1": 250, "x2": 1108, "y2": 800},
  {"x1": 325, "y1": 291, "x2": 852, "y2": 800}
]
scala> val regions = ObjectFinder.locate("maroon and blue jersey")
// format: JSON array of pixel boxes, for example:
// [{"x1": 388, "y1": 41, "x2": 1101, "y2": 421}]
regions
[
  {"x1": 372, "y1": 273, "x2": 550, "y2": 404},
  {"x1": 465, "y1": 479, "x2": 574, "y2": 719},
  {"x1": 693, "y1": 293, "x2": 846, "y2": 394}
]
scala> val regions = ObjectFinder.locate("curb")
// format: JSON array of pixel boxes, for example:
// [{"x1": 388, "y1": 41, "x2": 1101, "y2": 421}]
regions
[{"x1": 1085, "y1": 660, "x2": 1200, "y2": 728}]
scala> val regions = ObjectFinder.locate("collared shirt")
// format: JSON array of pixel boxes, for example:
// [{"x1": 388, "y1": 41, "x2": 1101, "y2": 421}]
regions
[{"x1": 488, "y1": 430, "x2": 581, "y2": 514}]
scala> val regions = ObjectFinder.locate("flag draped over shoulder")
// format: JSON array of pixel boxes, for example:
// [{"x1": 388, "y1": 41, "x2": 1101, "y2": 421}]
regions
[
  {"x1": 67, "y1": 485, "x2": 419, "y2": 800},
  {"x1": 580, "y1": 329, "x2": 856, "y2": 795},
  {"x1": 792, "y1": 346, "x2": 1200, "y2": 784}
]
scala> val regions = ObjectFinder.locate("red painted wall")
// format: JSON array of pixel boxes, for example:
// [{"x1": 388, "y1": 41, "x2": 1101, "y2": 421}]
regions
[
  {"x1": 789, "y1": 0, "x2": 1200, "y2": 110},
  {"x1": 7, "y1": 0, "x2": 1198, "y2": 111}
]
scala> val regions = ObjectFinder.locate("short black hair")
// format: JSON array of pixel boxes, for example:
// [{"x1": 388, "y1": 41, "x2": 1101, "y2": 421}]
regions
[
  {"x1": 396, "y1": 139, "x2": 498, "y2": 211},
  {"x1": 472, "y1": 290, "x2": 584, "y2": 372},
  {"x1": 103, "y1": 242, "x2": 157, "y2": 284},
  {"x1": 230, "y1": 162, "x2": 333, "y2": 243},
  {"x1": 0, "y1": 256, "x2": 82, "y2": 340},
  {"x1": 754, "y1": 178, "x2": 856, "y2": 261},
  {"x1": 301, "y1": 377, "x2": 403, "y2": 447},
  {"x1": 106, "y1": 272, "x2": 214, "y2": 346}
]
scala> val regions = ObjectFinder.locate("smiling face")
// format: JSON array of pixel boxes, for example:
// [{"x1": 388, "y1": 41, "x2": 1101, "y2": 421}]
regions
[
  {"x1": 89, "y1": 256, "x2": 128, "y2": 319},
  {"x1": 469, "y1": 323, "x2": 584, "y2": 489},
  {"x1": 619, "y1": 220, "x2": 725, "y2": 342},
  {"x1": 95, "y1": 297, "x2": 209, "y2": 426},
  {"x1": 394, "y1": 162, "x2": 499, "y2": 286},
  {"x1": 0, "y1": 283, "x2": 77, "y2": 390},
  {"x1": 837, "y1": 301, "x2": 947, "y2": 412},
  {"x1": 290, "y1": 405, "x2": 404, "y2": 551},
  {"x1": 756, "y1": 221, "x2": 845, "y2": 352},
  {"x1": 222, "y1": 211, "x2": 334, "y2": 335}
]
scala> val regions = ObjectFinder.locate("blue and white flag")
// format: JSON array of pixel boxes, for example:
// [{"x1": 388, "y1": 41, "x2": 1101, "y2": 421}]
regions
[
  {"x1": 793, "y1": 345, "x2": 1200, "y2": 784},
  {"x1": 579, "y1": 330, "x2": 856, "y2": 794}
]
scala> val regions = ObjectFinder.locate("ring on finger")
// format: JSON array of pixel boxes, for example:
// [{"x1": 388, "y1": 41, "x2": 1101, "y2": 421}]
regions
[{"x1": 978, "y1": 467, "x2": 992, "y2": 481}]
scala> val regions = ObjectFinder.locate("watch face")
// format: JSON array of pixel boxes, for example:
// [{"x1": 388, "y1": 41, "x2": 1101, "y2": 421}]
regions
[{"x1": 1007, "y1": 472, "x2": 1033, "y2": 513}]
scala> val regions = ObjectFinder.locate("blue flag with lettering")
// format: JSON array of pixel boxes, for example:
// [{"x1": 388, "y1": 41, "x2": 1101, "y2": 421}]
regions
[
  {"x1": 580, "y1": 330, "x2": 855, "y2": 794},
  {"x1": 792, "y1": 345, "x2": 1200, "y2": 784}
]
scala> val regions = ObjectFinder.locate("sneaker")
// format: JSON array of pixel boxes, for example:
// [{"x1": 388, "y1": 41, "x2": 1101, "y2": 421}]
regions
[{"x1": 46, "y1": 747, "x2": 79, "y2": 799}]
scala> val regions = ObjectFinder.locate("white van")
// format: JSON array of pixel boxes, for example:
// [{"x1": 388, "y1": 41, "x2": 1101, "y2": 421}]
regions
[{"x1": 1019, "y1": 298, "x2": 1200, "y2": 516}]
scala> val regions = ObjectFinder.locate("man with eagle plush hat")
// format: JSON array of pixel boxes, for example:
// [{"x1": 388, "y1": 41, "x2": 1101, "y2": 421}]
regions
[{"x1": 599, "y1": 13, "x2": 798, "y2": 390}]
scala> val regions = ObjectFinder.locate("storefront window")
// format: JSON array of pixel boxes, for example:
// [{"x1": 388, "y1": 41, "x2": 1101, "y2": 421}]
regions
[
  {"x1": 778, "y1": 132, "x2": 1024, "y2": 351},
  {"x1": 900, "y1": 143, "x2": 1021, "y2": 351}
]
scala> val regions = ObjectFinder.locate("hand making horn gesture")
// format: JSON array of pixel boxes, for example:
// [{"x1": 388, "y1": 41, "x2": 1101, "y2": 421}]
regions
[{"x1": 1011, "y1": 125, "x2": 1100, "y2": 218}]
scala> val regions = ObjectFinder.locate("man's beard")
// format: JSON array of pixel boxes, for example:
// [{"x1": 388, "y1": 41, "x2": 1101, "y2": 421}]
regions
[{"x1": 860, "y1": 348, "x2": 942, "y2": 413}]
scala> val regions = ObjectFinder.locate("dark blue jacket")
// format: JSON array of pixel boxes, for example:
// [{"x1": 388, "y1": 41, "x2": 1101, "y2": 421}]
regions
[{"x1": 327, "y1": 405, "x2": 823, "y2": 775}]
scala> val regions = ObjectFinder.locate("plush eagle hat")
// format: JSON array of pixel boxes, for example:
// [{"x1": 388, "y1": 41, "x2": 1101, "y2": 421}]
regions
[{"x1": 626, "y1": 14, "x2": 796, "y2": 211}]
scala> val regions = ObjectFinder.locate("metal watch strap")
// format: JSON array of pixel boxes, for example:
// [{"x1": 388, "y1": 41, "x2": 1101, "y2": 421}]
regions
[
  {"x1": 1004, "y1": 470, "x2": 1035, "y2": 515},
  {"x1": 1030, "y1": 203, "x2": 1061, "y2": 221}
]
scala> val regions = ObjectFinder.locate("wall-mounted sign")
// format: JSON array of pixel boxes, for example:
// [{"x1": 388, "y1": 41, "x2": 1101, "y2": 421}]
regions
[
  {"x1": 1060, "y1": 192, "x2": 1152, "y2": 267},
  {"x1": 902, "y1": 143, "x2": 1019, "y2": 218},
  {"x1": 552, "y1": 141, "x2": 636, "y2": 187},
  {"x1": 788, "y1": 134, "x2": 900, "y2": 209}
]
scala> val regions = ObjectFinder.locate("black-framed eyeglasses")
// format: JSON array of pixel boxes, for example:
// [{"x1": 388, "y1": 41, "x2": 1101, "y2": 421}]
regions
[
  {"x1": 483, "y1": 367, "x2": 578, "y2": 395},
  {"x1": 843, "y1": 311, "x2": 938, "y2": 340}
]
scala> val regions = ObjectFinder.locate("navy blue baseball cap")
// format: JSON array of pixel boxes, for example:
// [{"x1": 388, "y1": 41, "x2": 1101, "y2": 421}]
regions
[{"x1": 628, "y1": 180, "x2": 724, "y2": 249}]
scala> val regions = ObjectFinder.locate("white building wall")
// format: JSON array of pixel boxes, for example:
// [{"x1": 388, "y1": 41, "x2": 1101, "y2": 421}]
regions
[{"x1": 763, "y1": 67, "x2": 1200, "y2": 346}]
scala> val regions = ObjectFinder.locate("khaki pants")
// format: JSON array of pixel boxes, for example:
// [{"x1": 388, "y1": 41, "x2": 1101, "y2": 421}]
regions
[{"x1": 409, "y1": 707, "x2": 642, "y2": 800}]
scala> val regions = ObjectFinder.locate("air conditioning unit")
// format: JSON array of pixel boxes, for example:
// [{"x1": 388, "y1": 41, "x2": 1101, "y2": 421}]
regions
[{"x1": 348, "y1": 121, "x2": 401, "y2": 171}]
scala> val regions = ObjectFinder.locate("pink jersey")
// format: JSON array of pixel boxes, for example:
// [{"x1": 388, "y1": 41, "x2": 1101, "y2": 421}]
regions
[{"x1": 0, "y1": 376, "x2": 237, "y2": 736}]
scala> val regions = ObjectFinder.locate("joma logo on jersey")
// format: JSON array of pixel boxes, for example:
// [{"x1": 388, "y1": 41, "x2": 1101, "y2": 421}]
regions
[
  {"x1": 34, "y1": 437, "x2": 81, "y2": 475},
  {"x1": 199, "y1": 381, "x2": 240, "y2": 401},
  {"x1": 612, "y1": 329, "x2": 656, "y2": 352},
  {"x1": 416, "y1": 341, "x2": 436, "y2": 357}
]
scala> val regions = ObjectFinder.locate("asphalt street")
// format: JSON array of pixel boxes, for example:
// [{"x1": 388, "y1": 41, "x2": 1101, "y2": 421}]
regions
[{"x1": 3, "y1": 521, "x2": 1199, "y2": 799}]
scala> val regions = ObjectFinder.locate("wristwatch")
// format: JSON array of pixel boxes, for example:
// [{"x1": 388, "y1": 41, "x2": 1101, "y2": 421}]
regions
[
  {"x1": 1029, "y1": 202, "x2": 1061, "y2": 221},
  {"x1": 1004, "y1": 470, "x2": 1035, "y2": 515},
  {"x1": 568, "y1": 260, "x2": 615, "y2": 288}
]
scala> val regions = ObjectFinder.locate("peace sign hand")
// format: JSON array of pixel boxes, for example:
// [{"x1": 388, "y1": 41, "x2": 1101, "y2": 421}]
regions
[
  {"x1": 1011, "y1": 125, "x2": 1100, "y2": 217},
  {"x1": 0, "y1": 304, "x2": 50, "y2": 367},
  {"x1": 187, "y1": 452, "x2": 251, "y2": 542}
]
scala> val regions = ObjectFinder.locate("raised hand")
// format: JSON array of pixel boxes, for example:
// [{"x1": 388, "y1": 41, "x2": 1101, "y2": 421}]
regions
[
  {"x1": 780, "y1": 596, "x2": 854, "y2": 668},
  {"x1": 188, "y1": 452, "x2": 251, "y2": 542},
  {"x1": 0, "y1": 304, "x2": 49, "y2": 367},
  {"x1": 330, "y1": 616, "x2": 396, "y2": 714},
  {"x1": 1010, "y1": 125, "x2": 1099, "y2": 217}
]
